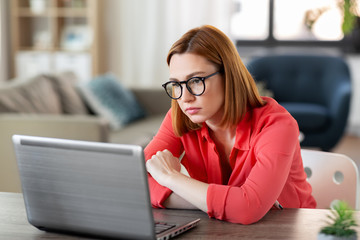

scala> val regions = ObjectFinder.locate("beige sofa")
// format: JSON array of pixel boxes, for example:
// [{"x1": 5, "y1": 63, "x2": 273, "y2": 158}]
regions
[{"x1": 0, "y1": 73, "x2": 170, "y2": 192}]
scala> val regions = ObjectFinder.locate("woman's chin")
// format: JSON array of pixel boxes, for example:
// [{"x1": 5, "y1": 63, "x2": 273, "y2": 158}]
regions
[{"x1": 187, "y1": 115, "x2": 205, "y2": 124}]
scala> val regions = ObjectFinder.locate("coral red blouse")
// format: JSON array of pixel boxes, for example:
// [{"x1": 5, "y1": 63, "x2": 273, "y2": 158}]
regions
[{"x1": 144, "y1": 97, "x2": 316, "y2": 224}]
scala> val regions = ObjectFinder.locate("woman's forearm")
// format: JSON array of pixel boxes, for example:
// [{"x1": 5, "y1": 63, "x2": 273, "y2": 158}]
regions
[
  {"x1": 163, "y1": 192, "x2": 197, "y2": 209},
  {"x1": 163, "y1": 172, "x2": 209, "y2": 212},
  {"x1": 146, "y1": 150, "x2": 208, "y2": 212}
]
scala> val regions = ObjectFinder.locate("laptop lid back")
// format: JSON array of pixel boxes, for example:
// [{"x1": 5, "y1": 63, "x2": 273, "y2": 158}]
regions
[{"x1": 13, "y1": 135, "x2": 156, "y2": 240}]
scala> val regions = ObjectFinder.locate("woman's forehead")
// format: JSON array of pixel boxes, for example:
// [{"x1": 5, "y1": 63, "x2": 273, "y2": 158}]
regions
[{"x1": 169, "y1": 53, "x2": 216, "y2": 78}]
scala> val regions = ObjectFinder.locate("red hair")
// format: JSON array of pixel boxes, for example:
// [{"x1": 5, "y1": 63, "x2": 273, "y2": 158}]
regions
[{"x1": 167, "y1": 25, "x2": 264, "y2": 136}]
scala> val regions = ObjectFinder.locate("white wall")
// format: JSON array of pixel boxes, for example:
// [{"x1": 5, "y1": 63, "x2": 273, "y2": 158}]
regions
[
  {"x1": 346, "y1": 55, "x2": 360, "y2": 136},
  {"x1": 102, "y1": 0, "x2": 168, "y2": 89},
  {"x1": 0, "y1": 0, "x2": 10, "y2": 82},
  {"x1": 102, "y1": 0, "x2": 232, "y2": 89}
]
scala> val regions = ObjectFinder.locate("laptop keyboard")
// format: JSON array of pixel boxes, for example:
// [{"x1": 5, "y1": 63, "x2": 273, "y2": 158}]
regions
[{"x1": 155, "y1": 222, "x2": 176, "y2": 234}]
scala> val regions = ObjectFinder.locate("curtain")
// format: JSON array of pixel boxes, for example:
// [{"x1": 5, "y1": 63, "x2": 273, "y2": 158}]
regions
[
  {"x1": 0, "y1": 0, "x2": 9, "y2": 82},
  {"x1": 104, "y1": 0, "x2": 233, "y2": 89}
]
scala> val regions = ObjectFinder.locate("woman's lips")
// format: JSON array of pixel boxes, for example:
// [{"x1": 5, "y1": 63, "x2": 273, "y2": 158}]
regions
[{"x1": 186, "y1": 107, "x2": 201, "y2": 115}]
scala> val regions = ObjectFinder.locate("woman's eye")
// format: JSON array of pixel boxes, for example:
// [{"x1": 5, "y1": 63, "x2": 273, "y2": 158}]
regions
[{"x1": 191, "y1": 78, "x2": 202, "y2": 84}]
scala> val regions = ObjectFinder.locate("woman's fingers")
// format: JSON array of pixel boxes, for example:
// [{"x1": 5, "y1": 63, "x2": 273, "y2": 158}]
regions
[{"x1": 146, "y1": 150, "x2": 181, "y2": 184}]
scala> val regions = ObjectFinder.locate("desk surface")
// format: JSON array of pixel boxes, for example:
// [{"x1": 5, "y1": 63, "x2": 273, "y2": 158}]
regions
[{"x1": 1, "y1": 192, "x2": 359, "y2": 240}]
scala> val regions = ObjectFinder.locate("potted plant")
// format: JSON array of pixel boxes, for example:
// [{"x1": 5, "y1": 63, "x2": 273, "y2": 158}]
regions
[
  {"x1": 339, "y1": 0, "x2": 360, "y2": 52},
  {"x1": 305, "y1": 0, "x2": 359, "y2": 51},
  {"x1": 318, "y1": 201, "x2": 358, "y2": 240},
  {"x1": 340, "y1": 0, "x2": 358, "y2": 35}
]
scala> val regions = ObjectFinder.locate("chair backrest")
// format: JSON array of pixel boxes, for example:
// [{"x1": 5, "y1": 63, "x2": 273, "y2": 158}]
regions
[
  {"x1": 301, "y1": 149, "x2": 359, "y2": 210},
  {"x1": 247, "y1": 55, "x2": 350, "y2": 104}
]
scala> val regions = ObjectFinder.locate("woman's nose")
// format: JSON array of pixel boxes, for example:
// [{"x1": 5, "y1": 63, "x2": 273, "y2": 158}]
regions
[{"x1": 180, "y1": 86, "x2": 195, "y2": 102}]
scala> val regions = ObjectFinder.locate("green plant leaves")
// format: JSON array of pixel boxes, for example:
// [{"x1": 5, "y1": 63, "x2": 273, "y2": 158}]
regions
[{"x1": 320, "y1": 201, "x2": 358, "y2": 237}]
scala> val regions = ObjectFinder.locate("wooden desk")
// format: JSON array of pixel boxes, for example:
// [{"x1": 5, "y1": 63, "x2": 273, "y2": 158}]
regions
[{"x1": 1, "y1": 192, "x2": 359, "y2": 240}]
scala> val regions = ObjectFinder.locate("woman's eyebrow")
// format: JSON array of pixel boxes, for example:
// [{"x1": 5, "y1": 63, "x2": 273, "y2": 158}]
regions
[{"x1": 169, "y1": 71, "x2": 206, "y2": 81}]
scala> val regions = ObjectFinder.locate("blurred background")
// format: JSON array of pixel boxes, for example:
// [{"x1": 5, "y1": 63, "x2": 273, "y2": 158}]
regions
[{"x1": 0, "y1": 1, "x2": 360, "y2": 191}]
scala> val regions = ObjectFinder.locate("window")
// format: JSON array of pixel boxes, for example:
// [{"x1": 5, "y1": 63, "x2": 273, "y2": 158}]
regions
[
  {"x1": 231, "y1": 0, "x2": 270, "y2": 40},
  {"x1": 274, "y1": 0, "x2": 343, "y2": 41},
  {"x1": 231, "y1": 0, "x2": 360, "y2": 47}
]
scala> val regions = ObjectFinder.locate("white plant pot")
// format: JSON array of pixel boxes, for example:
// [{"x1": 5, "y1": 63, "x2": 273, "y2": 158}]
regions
[{"x1": 318, "y1": 233, "x2": 357, "y2": 240}]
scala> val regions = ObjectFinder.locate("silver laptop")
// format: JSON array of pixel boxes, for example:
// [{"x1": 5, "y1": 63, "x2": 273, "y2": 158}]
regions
[{"x1": 12, "y1": 135, "x2": 200, "y2": 240}]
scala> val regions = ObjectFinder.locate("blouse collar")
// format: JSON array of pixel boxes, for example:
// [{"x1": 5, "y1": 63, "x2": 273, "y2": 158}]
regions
[{"x1": 199, "y1": 113, "x2": 252, "y2": 151}]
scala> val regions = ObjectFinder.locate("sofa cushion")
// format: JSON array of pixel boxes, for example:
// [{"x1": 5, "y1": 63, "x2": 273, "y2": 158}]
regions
[
  {"x1": 280, "y1": 102, "x2": 329, "y2": 132},
  {"x1": 0, "y1": 75, "x2": 62, "y2": 114},
  {"x1": 109, "y1": 114, "x2": 165, "y2": 148},
  {"x1": 77, "y1": 73, "x2": 146, "y2": 130},
  {"x1": 46, "y1": 72, "x2": 89, "y2": 115}
]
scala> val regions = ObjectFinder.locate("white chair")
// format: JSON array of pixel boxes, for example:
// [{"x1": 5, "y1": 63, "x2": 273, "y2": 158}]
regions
[{"x1": 301, "y1": 149, "x2": 359, "y2": 210}]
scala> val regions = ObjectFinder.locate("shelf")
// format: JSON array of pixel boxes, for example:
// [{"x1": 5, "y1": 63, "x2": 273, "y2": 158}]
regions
[
  {"x1": 10, "y1": 0, "x2": 101, "y2": 81},
  {"x1": 15, "y1": 8, "x2": 88, "y2": 17},
  {"x1": 17, "y1": 47, "x2": 54, "y2": 51},
  {"x1": 56, "y1": 9, "x2": 88, "y2": 17},
  {"x1": 17, "y1": 46, "x2": 90, "y2": 52},
  {"x1": 16, "y1": 8, "x2": 55, "y2": 16}
]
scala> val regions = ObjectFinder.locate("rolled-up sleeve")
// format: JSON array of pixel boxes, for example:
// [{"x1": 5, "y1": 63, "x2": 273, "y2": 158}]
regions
[{"x1": 144, "y1": 110, "x2": 183, "y2": 208}]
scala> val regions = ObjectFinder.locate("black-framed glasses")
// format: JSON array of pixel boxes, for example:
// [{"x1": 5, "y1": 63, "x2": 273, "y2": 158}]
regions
[{"x1": 162, "y1": 72, "x2": 219, "y2": 100}]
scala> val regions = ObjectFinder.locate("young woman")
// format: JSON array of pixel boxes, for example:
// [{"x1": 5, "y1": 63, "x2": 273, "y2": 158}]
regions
[{"x1": 145, "y1": 25, "x2": 316, "y2": 224}]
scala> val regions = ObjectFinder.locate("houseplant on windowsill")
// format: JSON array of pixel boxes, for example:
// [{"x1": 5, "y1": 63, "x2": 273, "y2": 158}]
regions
[
  {"x1": 341, "y1": 0, "x2": 358, "y2": 35},
  {"x1": 304, "y1": 0, "x2": 359, "y2": 52},
  {"x1": 340, "y1": 0, "x2": 360, "y2": 52},
  {"x1": 318, "y1": 201, "x2": 358, "y2": 240}
]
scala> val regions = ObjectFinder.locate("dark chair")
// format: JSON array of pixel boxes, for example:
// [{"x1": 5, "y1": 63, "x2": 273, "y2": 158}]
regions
[{"x1": 247, "y1": 55, "x2": 351, "y2": 151}]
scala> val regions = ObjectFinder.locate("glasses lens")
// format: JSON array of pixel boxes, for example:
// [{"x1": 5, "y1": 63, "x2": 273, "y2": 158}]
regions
[
  {"x1": 188, "y1": 78, "x2": 205, "y2": 95},
  {"x1": 165, "y1": 82, "x2": 182, "y2": 99}
]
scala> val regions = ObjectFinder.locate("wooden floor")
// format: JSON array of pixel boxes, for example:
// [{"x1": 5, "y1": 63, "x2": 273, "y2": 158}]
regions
[{"x1": 332, "y1": 134, "x2": 360, "y2": 169}]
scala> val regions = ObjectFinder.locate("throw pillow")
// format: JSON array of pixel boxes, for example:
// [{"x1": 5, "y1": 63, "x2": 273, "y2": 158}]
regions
[
  {"x1": 45, "y1": 72, "x2": 89, "y2": 114},
  {"x1": 77, "y1": 73, "x2": 146, "y2": 130},
  {"x1": 0, "y1": 75, "x2": 62, "y2": 114}
]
